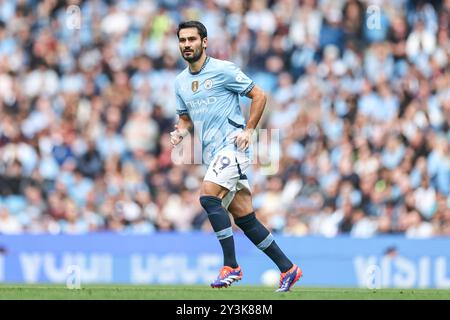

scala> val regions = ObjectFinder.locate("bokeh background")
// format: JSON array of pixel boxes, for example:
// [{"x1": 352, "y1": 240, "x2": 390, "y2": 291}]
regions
[{"x1": 0, "y1": 0, "x2": 449, "y2": 240}]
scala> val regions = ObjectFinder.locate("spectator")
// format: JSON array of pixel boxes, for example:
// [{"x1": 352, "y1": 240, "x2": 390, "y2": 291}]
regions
[{"x1": 0, "y1": 206, "x2": 22, "y2": 234}]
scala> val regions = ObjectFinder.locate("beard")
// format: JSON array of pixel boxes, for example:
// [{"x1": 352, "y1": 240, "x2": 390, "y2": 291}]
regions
[{"x1": 182, "y1": 47, "x2": 203, "y2": 63}]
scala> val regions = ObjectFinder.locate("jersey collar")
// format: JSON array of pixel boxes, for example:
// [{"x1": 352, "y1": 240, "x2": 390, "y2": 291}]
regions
[{"x1": 189, "y1": 56, "x2": 210, "y2": 75}]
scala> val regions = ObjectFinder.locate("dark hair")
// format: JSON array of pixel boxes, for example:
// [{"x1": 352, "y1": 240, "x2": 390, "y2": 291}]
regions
[{"x1": 177, "y1": 21, "x2": 207, "y2": 39}]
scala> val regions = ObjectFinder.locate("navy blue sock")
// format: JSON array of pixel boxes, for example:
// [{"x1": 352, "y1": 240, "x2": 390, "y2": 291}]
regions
[
  {"x1": 200, "y1": 195, "x2": 238, "y2": 268},
  {"x1": 235, "y1": 212, "x2": 293, "y2": 273}
]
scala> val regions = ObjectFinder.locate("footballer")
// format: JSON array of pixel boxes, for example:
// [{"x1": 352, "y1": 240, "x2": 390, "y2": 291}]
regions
[{"x1": 170, "y1": 21, "x2": 302, "y2": 292}]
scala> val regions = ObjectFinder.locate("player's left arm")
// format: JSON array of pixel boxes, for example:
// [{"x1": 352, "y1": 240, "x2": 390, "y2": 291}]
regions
[{"x1": 235, "y1": 85, "x2": 267, "y2": 151}]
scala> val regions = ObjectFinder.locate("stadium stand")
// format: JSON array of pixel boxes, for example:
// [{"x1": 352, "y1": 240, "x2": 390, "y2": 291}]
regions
[{"x1": 0, "y1": 0, "x2": 449, "y2": 237}]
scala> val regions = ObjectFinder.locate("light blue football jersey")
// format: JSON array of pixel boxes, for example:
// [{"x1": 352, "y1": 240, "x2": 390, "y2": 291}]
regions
[{"x1": 175, "y1": 56, "x2": 255, "y2": 165}]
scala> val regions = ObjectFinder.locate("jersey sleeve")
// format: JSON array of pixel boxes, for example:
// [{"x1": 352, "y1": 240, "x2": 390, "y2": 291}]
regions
[
  {"x1": 175, "y1": 82, "x2": 189, "y2": 116},
  {"x1": 223, "y1": 62, "x2": 255, "y2": 97}
]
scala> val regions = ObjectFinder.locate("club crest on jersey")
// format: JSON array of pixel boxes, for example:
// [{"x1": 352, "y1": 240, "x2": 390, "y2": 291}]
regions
[
  {"x1": 204, "y1": 79, "x2": 213, "y2": 90},
  {"x1": 192, "y1": 81, "x2": 199, "y2": 92}
]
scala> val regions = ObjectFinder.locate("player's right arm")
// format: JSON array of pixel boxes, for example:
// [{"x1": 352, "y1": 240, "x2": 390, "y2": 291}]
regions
[
  {"x1": 170, "y1": 113, "x2": 193, "y2": 146},
  {"x1": 171, "y1": 83, "x2": 193, "y2": 146}
]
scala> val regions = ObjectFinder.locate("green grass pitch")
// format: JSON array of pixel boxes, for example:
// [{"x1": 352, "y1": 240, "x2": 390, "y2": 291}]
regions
[{"x1": 0, "y1": 285, "x2": 449, "y2": 300}]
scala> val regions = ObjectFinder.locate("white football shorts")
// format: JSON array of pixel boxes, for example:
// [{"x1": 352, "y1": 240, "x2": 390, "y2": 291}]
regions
[{"x1": 204, "y1": 149, "x2": 251, "y2": 209}]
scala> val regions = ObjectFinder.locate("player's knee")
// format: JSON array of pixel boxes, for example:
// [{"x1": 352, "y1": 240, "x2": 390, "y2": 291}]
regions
[{"x1": 199, "y1": 195, "x2": 222, "y2": 212}]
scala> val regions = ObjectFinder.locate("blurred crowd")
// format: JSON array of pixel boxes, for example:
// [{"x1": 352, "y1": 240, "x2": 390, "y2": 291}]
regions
[{"x1": 0, "y1": 0, "x2": 449, "y2": 237}]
